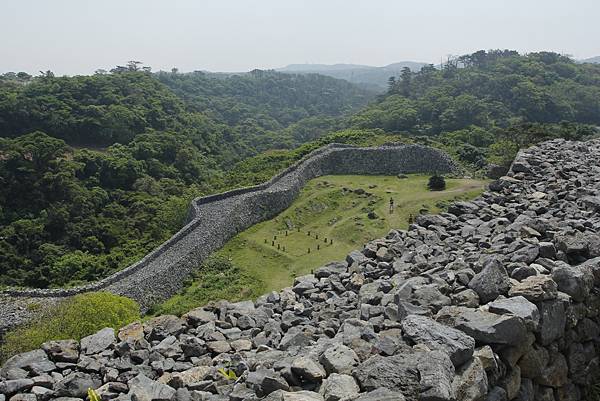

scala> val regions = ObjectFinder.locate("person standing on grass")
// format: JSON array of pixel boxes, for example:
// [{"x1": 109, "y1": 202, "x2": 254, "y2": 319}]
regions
[{"x1": 389, "y1": 197, "x2": 394, "y2": 214}]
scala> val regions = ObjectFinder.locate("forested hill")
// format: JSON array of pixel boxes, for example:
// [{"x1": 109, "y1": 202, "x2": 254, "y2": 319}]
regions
[
  {"x1": 2, "y1": 51, "x2": 600, "y2": 290},
  {"x1": 0, "y1": 68, "x2": 373, "y2": 289},
  {"x1": 349, "y1": 50, "x2": 600, "y2": 167}
]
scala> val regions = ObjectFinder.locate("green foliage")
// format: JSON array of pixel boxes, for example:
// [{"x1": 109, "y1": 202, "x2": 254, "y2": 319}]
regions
[
  {"x1": 88, "y1": 388, "x2": 101, "y2": 401},
  {"x1": 427, "y1": 175, "x2": 447, "y2": 191},
  {"x1": 217, "y1": 367, "x2": 238, "y2": 381},
  {"x1": 0, "y1": 292, "x2": 140, "y2": 363},
  {"x1": 0, "y1": 69, "x2": 373, "y2": 288},
  {"x1": 150, "y1": 255, "x2": 262, "y2": 317}
]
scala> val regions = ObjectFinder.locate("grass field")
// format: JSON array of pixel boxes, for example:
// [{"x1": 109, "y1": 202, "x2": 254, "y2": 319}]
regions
[{"x1": 153, "y1": 174, "x2": 487, "y2": 315}]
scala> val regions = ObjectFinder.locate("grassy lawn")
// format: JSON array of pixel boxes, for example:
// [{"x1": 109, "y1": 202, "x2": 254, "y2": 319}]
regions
[{"x1": 153, "y1": 174, "x2": 487, "y2": 315}]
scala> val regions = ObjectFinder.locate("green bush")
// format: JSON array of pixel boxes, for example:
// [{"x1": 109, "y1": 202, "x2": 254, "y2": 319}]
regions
[
  {"x1": 0, "y1": 292, "x2": 140, "y2": 363},
  {"x1": 427, "y1": 174, "x2": 446, "y2": 191}
]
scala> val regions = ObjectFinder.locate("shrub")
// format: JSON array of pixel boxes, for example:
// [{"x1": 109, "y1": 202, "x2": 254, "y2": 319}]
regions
[
  {"x1": 427, "y1": 174, "x2": 446, "y2": 191},
  {"x1": 0, "y1": 292, "x2": 140, "y2": 363}
]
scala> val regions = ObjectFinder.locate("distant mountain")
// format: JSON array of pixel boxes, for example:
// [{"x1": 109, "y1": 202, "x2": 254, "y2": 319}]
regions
[
  {"x1": 277, "y1": 61, "x2": 429, "y2": 91},
  {"x1": 582, "y1": 56, "x2": 600, "y2": 64}
]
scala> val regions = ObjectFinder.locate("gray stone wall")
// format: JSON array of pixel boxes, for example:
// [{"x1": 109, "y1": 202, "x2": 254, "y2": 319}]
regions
[{"x1": 1, "y1": 143, "x2": 456, "y2": 312}]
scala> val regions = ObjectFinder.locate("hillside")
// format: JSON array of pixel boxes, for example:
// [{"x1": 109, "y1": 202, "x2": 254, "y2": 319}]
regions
[
  {"x1": 0, "y1": 69, "x2": 373, "y2": 289},
  {"x1": 278, "y1": 61, "x2": 428, "y2": 91},
  {"x1": 155, "y1": 174, "x2": 486, "y2": 316},
  {"x1": 348, "y1": 50, "x2": 600, "y2": 168},
  {"x1": 582, "y1": 56, "x2": 600, "y2": 63}
]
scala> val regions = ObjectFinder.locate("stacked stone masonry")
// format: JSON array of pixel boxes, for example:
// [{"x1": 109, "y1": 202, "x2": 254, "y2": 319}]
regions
[
  {"x1": 2, "y1": 138, "x2": 600, "y2": 400},
  {"x1": 0, "y1": 143, "x2": 456, "y2": 330}
]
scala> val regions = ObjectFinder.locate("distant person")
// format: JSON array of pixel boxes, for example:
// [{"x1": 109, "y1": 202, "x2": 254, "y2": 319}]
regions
[
  {"x1": 408, "y1": 213, "x2": 414, "y2": 225},
  {"x1": 389, "y1": 197, "x2": 394, "y2": 213}
]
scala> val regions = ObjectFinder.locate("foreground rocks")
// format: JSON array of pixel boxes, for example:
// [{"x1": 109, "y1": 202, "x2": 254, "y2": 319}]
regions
[{"x1": 2, "y1": 138, "x2": 600, "y2": 400}]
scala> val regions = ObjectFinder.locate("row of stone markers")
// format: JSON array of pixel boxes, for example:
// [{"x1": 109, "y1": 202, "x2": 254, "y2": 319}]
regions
[{"x1": 2, "y1": 138, "x2": 600, "y2": 400}]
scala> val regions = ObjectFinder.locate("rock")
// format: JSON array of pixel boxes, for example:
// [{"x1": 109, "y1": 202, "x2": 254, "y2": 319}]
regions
[
  {"x1": 128, "y1": 374, "x2": 176, "y2": 401},
  {"x1": 320, "y1": 373, "x2": 360, "y2": 401},
  {"x1": 80, "y1": 327, "x2": 115, "y2": 355},
  {"x1": 452, "y1": 357, "x2": 488, "y2": 401},
  {"x1": 353, "y1": 388, "x2": 406, "y2": 401},
  {"x1": 551, "y1": 262, "x2": 594, "y2": 301},
  {"x1": 42, "y1": 340, "x2": 79, "y2": 363},
  {"x1": 0, "y1": 379, "x2": 34, "y2": 396},
  {"x1": 263, "y1": 390, "x2": 324, "y2": 401},
  {"x1": 2, "y1": 349, "x2": 55, "y2": 373},
  {"x1": 353, "y1": 350, "x2": 454, "y2": 401},
  {"x1": 290, "y1": 357, "x2": 326, "y2": 383},
  {"x1": 488, "y1": 296, "x2": 540, "y2": 330},
  {"x1": 401, "y1": 314, "x2": 475, "y2": 366},
  {"x1": 319, "y1": 343, "x2": 359, "y2": 374},
  {"x1": 536, "y1": 352, "x2": 568, "y2": 388},
  {"x1": 182, "y1": 309, "x2": 216, "y2": 326},
  {"x1": 168, "y1": 366, "x2": 211, "y2": 389},
  {"x1": 468, "y1": 258, "x2": 510, "y2": 304},
  {"x1": 145, "y1": 315, "x2": 186, "y2": 340},
  {"x1": 54, "y1": 372, "x2": 100, "y2": 398},
  {"x1": 508, "y1": 275, "x2": 558, "y2": 302},
  {"x1": 247, "y1": 368, "x2": 290, "y2": 396},
  {"x1": 538, "y1": 299, "x2": 566, "y2": 346},
  {"x1": 314, "y1": 262, "x2": 347, "y2": 278},
  {"x1": 118, "y1": 322, "x2": 145, "y2": 342},
  {"x1": 7, "y1": 395, "x2": 36, "y2": 401},
  {"x1": 436, "y1": 306, "x2": 528, "y2": 346}
]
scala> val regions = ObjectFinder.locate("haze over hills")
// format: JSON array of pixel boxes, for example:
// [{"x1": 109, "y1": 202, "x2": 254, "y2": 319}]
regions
[
  {"x1": 277, "y1": 61, "x2": 429, "y2": 91},
  {"x1": 582, "y1": 56, "x2": 600, "y2": 64}
]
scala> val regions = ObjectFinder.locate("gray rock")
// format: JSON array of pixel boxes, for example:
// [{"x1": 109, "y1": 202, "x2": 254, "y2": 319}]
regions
[
  {"x1": 42, "y1": 340, "x2": 79, "y2": 363},
  {"x1": 468, "y1": 258, "x2": 510, "y2": 304},
  {"x1": 452, "y1": 357, "x2": 488, "y2": 401},
  {"x1": 0, "y1": 379, "x2": 34, "y2": 396},
  {"x1": 290, "y1": 357, "x2": 326, "y2": 383},
  {"x1": 320, "y1": 373, "x2": 360, "y2": 401},
  {"x1": 80, "y1": 327, "x2": 115, "y2": 355},
  {"x1": 488, "y1": 296, "x2": 540, "y2": 331},
  {"x1": 508, "y1": 275, "x2": 558, "y2": 302},
  {"x1": 401, "y1": 314, "x2": 475, "y2": 366},
  {"x1": 2, "y1": 349, "x2": 54, "y2": 373},
  {"x1": 7, "y1": 394, "x2": 37, "y2": 401},
  {"x1": 181, "y1": 308, "x2": 216, "y2": 326},
  {"x1": 315, "y1": 261, "x2": 347, "y2": 278},
  {"x1": 436, "y1": 306, "x2": 528, "y2": 346},
  {"x1": 128, "y1": 374, "x2": 176, "y2": 401},
  {"x1": 319, "y1": 343, "x2": 359, "y2": 374},
  {"x1": 551, "y1": 262, "x2": 594, "y2": 301},
  {"x1": 54, "y1": 372, "x2": 101, "y2": 398},
  {"x1": 353, "y1": 388, "x2": 406, "y2": 401},
  {"x1": 538, "y1": 299, "x2": 566, "y2": 346},
  {"x1": 263, "y1": 390, "x2": 324, "y2": 401}
]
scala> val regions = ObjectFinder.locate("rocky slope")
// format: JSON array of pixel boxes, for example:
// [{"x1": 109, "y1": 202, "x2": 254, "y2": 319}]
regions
[{"x1": 2, "y1": 138, "x2": 600, "y2": 401}]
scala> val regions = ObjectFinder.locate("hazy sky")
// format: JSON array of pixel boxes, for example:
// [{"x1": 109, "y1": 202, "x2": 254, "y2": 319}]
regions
[{"x1": 2, "y1": 0, "x2": 599, "y2": 75}]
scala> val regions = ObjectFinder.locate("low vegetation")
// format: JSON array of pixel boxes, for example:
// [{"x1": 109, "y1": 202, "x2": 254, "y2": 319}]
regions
[
  {"x1": 0, "y1": 292, "x2": 140, "y2": 363},
  {"x1": 154, "y1": 174, "x2": 486, "y2": 315}
]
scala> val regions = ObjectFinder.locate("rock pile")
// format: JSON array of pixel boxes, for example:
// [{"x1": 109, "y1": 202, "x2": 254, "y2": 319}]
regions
[{"x1": 2, "y1": 138, "x2": 600, "y2": 400}]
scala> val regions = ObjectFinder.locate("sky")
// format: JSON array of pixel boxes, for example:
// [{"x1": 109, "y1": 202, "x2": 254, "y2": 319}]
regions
[{"x1": 1, "y1": 0, "x2": 599, "y2": 76}]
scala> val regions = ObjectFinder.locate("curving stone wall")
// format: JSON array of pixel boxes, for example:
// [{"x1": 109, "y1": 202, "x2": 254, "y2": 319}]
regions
[
  {"x1": 1, "y1": 143, "x2": 456, "y2": 312},
  {"x1": 2, "y1": 139, "x2": 600, "y2": 401}
]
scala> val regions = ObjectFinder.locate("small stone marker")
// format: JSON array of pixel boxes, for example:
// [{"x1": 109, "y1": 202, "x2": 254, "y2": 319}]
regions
[
  {"x1": 272, "y1": 241, "x2": 275, "y2": 246},
  {"x1": 277, "y1": 244, "x2": 280, "y2": 250},
  {"x1": 317, "y1": 244, "x2": 320, "y2": 250},
  {"x1": 308, "y1": 248, "x2": 311, "y2": 254},
  {"x1": 316, "y1": 234, "x2": 319, "y2": 239}
]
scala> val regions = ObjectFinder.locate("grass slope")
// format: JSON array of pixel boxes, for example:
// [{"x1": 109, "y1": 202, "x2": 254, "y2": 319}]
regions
[{"x1": 154, "y1": 174, "x2": 487, "y2": 315}]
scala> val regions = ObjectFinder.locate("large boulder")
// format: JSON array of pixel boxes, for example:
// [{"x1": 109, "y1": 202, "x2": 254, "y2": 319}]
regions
[
  {"x1": 128, "y1": 374, "x2": 176, "y2": 401},
  {"x1": 80, "y1": 327, "x2": 115, "y2": 355},
  {"x1": 468, "y1": 258, "x2": 510, "y2": 304},
  {"x1": 41, "y1": 340, "x2": 79, "y2": 363},
  {"x1": 488, "y1": 296, "x2": 540, "y2": 331},
  {"x1": 436, "y1": 306, "x2": 528, "y2": 346},
  {"x1": 551, "y1": 262, "x2": 594, "y2": 301},
  {"x1": 401, "y1": 314, "x2": 475, "y2": 366}
]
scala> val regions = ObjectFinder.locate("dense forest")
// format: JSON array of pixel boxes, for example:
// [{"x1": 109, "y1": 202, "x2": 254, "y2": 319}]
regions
[
  {"x1": 0, "y1": 67, "x2": 372, "y2": 288},
  {"x1": 1, "y1": 51, "x2": 599, "y2": 288}
]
